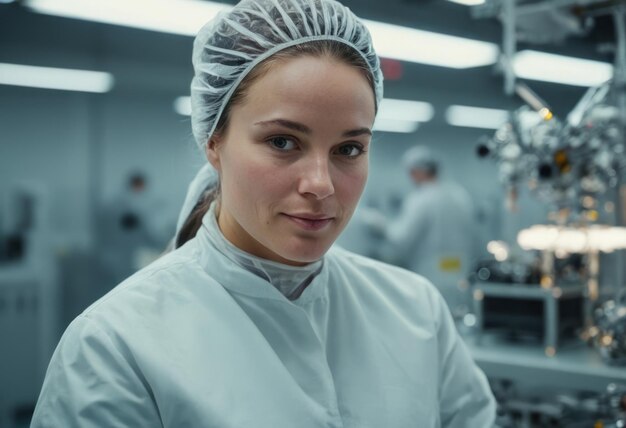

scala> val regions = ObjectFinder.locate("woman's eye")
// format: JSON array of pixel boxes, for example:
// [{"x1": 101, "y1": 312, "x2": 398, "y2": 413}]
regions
[
  {"x1": 336, "y1": 144, "x2": 364, "y2": 157},
  {"x1": 268, "y1": 136, "x2": 297, "y2": 151}
]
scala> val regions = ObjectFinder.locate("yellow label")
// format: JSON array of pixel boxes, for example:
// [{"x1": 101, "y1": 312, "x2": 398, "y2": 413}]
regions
[{"x1": 439, "y1": 257, "x2": 461, "y2": 272}]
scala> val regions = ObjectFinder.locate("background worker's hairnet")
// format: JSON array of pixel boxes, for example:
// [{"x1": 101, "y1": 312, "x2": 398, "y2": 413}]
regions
[
  {"x1": 190, "y1": 0, "x2": 384, "y2": 149},
  {"x1": 402, "y1": 146, "x2": 439, "y2": 174}
]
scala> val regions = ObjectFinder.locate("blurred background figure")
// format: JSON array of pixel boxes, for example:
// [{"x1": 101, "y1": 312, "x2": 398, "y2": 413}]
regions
[
  {"x1": 97, "y1": 171, "x2": 171, "y2": 286},
  {"x1": 363, "y1": 145, "x2": 475, "y2": 318}
]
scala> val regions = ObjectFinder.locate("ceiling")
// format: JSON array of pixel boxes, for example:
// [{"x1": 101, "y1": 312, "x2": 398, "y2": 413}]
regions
[{"x1": 0, "y1": 0, "x2": 620, "y2": 116}]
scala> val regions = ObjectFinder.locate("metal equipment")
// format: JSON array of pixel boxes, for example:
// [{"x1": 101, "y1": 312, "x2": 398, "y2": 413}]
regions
[
  {"x1": 475, "y1": 0, "x2": 626, "y2": 218},
  {"x1": 472, "y1": 0, "x2": 626, "y2": 361},
  {"x1": 491, "y1": 379, "x2": 626, "y2": 428},
  {"x1": 588, "y1": 291, "x2": 626, "y2": 365},
  {"x1": 472, "y1": 279, "x2": 585, "y2": 356},
  {"x1": 471, "y1": 226, "x2": 626, "y2": 356},
  {"x1": 476, "y1": 80, "x2": 626, "y2": 219}
]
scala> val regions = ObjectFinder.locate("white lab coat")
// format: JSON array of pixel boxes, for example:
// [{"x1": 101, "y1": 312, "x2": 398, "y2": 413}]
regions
[
  {"x1": 381, "y1": 181, "x2": 475, "y2": 316},
  {"x1": 31, "y1": 211, "x2": 495, "y2": 428}
]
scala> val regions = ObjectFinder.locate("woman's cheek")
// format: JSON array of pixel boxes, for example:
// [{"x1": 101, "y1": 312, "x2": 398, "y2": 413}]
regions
[
  {"x1": 339, "y1": 165, "x2": 368, "y2": 199},
  {"x1": 240, "y1": 158, "x2": 284, "y2": 198}
]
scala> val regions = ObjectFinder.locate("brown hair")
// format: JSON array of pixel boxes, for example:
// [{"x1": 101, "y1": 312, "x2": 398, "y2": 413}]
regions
[{"x1": 175, "y1": 40, "x2": 375, "y2": 248}]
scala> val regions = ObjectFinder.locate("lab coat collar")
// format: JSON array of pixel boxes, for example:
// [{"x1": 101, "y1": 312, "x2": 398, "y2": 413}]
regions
[{"x1": 194, "y1": 208, "x2": 330, "y2": 305}]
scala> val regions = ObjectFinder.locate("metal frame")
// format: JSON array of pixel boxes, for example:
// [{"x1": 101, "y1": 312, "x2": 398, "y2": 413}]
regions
[
  {"x1": 474, "y1": 0, "x2": 626, "y2": 94},
  {"x1": 473, "y1": 281, "x2": 586, "y2": 356}
]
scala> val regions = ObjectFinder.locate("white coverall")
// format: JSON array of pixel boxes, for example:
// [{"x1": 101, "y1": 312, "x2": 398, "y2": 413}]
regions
[
  {"x1": 31, "y1": 211, "x2": 494, "y2": 428},
  {"x1": 380, "y1": 181, "x2": 475, "y2": 316}
]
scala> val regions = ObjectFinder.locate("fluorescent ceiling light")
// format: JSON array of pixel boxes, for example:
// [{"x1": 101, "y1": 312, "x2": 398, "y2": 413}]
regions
[
  {"x1": 173, "y1": 96, "x2": 192, "y2": 116},
  {"x1": 24, "y1": 0, "x2": 229, "y2": 36},
  {"x1": 447, "y1": 0, "x2": 485, "y2": 5},
  {"x1": 174, "y1": 96, "x2": 429, "y2": 133},
  {"x1": 513, "y1": 50, "x2": 613, "y2": 87},
  {"x1": 373, "y1": 118, "x2": 420, "y2": 133},
  {"x1": 0, "y1": 62, "x2": 114, "y2": 93},
  {"x1": 25, "y1": 0, "x2": 497, "y2": 69},
  {"x1": 368, "y1": 98, "x2": 434, "y2": 133},
  {"x1": 363, "y1": 20, "x2": 498, "y2": 68},
  {"x1": 378, "y1": 98, "x2": 434, "y2": 122},
  {"x1": 445, "y1": 104, "x2": 508, "y2": 129}
]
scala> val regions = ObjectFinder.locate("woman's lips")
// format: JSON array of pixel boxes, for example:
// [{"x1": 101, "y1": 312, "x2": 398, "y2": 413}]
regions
[{"x1": 283, "y1": 214, "x2": 333, "y2": 231}]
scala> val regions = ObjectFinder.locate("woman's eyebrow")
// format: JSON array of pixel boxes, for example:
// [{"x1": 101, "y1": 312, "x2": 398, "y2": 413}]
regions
[
  {"x1": 254, "y1": 119, "x2": 372, "y2": 138},
  {"x1": 342, "y1": 127, "x2": 372, "y2": 138},
  {"x1": 254, "y1": 119, "x2": 311, "y2": 134}
]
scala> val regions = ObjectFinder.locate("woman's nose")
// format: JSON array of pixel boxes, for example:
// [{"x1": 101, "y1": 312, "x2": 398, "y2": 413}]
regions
[{"x1": 297, "y1": 155, "x2": 335, "y2": 200}]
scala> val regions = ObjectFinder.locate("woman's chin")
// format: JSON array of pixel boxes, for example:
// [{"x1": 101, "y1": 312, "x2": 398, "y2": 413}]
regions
[{"x1": 273, "y1": 244, "x2": 329, "y2": 266}]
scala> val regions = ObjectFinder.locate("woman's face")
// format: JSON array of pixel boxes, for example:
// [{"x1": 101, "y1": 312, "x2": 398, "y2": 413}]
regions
[{"x1": 206, "y1": 55, "x2": 376, "y2": 266}]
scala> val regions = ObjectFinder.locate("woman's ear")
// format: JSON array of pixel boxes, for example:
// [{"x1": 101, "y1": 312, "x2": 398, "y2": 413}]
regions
[{"x1": 205, "y1": 136, "x2": 221, "y2": 171}]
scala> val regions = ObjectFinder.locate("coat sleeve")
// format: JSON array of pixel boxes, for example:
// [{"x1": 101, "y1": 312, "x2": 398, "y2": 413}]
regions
[
  {"x1": 31, "y1": 315, "x2": 162, "y2": 428},
  {"x1": 433, "y1": 291, "x2": 496, "y2": 427}
]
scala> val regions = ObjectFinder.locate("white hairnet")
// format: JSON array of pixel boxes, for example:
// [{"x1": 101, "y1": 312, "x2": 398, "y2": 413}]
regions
[
  {"x1": 402, "y1": 146, "x2": 439, "y2": 173},
  {"x1": 175, "y1": 163, "x2": 219, "y2": 237},
  {"x1": 190, "y1": 0, "x2": 384, "y2": 149}
]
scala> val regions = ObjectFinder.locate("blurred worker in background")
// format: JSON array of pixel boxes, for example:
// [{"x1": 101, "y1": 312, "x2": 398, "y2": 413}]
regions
[{"x1": 365, "y1": 146, "x2": 476, "y2": 318}]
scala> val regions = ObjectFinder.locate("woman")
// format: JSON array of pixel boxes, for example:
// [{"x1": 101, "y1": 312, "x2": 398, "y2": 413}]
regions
[{"x1": 31, "y1": 0, "x2": 496, "y2": 427}]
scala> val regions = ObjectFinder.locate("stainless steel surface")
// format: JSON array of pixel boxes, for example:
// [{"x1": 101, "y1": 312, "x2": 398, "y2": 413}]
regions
[{"x1": 466, "y1": 332, "x2": 626, "y2": 392}]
